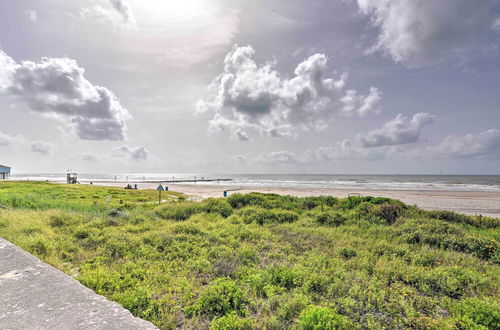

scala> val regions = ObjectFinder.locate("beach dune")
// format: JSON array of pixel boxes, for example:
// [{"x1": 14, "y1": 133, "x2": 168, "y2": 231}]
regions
[{"x1": 93, "y1": 182, "x2": 500, "y2": 219}]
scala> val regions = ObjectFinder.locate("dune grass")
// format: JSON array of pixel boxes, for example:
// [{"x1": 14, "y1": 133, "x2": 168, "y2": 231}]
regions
[
  {"x1": 0, "y1": 181, "x2": 183, "y2": 212},
  {"x1": 0, "y1": 182, "x2": 499, "y2": 329}
]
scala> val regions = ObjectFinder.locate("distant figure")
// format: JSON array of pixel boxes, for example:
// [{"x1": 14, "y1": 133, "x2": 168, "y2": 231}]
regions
[
  {"x1": 134, "y1": 184, "x2": 138, "y2": 189},
  {"x1": 90, "y1": 181, "x2": 93, "y2": 185}
]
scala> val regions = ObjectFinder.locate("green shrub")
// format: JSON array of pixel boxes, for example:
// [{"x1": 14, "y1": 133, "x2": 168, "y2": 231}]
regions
[
  {"x1": 156, "y1": 202, "x2": 202, "y2": 221},
  {"x1": 203, "y1": 199, "x2": 233, "y2": 218},
  {"x1": 74, "y1": 227, "x2": 96, "y2": 240},
  {"x1": 210, "y1": 313, "x2": 252, "y2": 330},
  {"x1": 338, "y1": 248, "x2": 357, "y2": 260},
  {"x1": 426, "y1": 267, "x2": 482, "y2": 298},
  {"x1": 372, "y1": 203, "x2": 405, "y2": 224},
  {"x1": 452, "y1": 298, "x2": 500, "y2": 329},
  {"x1": 298, "y1": 306, "x2": 348, "y2": 329},
  {"x1": 188, "y1": 278, "x2": 249, "y2": 317},
  {"x1": 227, "y1": 193, "x2": 269, "y2": 209},
  {"x1": 277, "y1": 294, "x2": 310, "y2": 321},
  {"x1": 428, "y1": 210, "x2": 500, "y2": 229},
  {"x1": 49, "y1": 214, "x2": 74, "y2": 227},
  {"x1": 399, "y1": 219, "x2": 498, "y2": 261},
  {"x1": 267, "y1": 266, "x2": 304, "y2": 289},
  {"x1": 314, "y1": 211, "x2": 346, "y2": 227},
  {"x1": 115, "y1": 287, "x2": 161, "y2": 320},
  {"x1": 237, "y1": 207, "x2": 298, "y2": 225},
  {"x1": 28, "y1": 238, "x2": 52, "y2": 257},
  {"x1": 108, "y1": 208, "x2": 124, "y2": 218},
  {"x1": 338, "y1": 196, "x2": 391, "y2": 210},
  {"x1": 272, "y1": 209, "x2": 299, "y2": 223}
]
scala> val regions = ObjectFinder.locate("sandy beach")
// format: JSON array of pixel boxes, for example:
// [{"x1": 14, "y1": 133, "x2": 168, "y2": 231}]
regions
[{"x1": 90, "y1": 181, "x2": 500, "y2": 218}]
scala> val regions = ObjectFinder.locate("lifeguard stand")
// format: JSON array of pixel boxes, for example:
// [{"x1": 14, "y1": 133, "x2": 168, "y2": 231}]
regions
[{"x1": 67, "y1": 173, "x2": 78, "y2": 184}]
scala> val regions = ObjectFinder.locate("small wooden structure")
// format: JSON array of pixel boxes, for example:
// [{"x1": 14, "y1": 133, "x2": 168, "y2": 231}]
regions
[
  {"x1": 0, "y1": 165, "x2": 10, "y2": 180},
  {"x1": 67, "y1": 173, "x2": 78, "y2": 184}
]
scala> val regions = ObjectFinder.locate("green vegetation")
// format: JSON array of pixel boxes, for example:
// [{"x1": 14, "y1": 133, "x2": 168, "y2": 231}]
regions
[
  {"x1": 0, "y1": 182, "x2": 499, "y2": 329},
  {"x1": 0, "y1": 181, "x2": 184, "y2": 211}
]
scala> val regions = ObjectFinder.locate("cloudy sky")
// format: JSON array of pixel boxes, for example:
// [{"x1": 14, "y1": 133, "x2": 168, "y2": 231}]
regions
[{"x1": 1, "y1": 0, "x2": 500, "y2": 174}]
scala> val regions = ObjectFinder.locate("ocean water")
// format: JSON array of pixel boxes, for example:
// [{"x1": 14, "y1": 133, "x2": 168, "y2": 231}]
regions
[{"x1": 9, "y1": 173, "x2": 500, "y2": 192}]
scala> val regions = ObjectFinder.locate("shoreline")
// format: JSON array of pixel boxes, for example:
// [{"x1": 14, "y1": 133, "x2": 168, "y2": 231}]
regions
[{"x1": 87, "y1": 181, "x2": 500, "y2": 218}]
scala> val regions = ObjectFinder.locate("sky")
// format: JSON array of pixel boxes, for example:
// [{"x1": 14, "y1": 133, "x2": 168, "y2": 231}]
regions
[{"x1": 0, "y1": 0, "x2": 500, "y2": 174}]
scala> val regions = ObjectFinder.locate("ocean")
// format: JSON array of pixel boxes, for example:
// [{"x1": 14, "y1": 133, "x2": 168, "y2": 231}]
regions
[{"x1": 9, "y1": 173, "x2": 500, "y2": 192}]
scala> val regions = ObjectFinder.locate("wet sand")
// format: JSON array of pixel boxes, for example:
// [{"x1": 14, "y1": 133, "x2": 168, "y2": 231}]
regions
[{"x1": 91, "y1": 181, "x2": 500, "y2": 218}]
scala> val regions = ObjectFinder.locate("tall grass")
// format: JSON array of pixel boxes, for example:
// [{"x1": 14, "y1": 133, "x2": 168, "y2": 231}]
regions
[{"x1": 0, "y1": 184, "x2": 499, "y2": 329}]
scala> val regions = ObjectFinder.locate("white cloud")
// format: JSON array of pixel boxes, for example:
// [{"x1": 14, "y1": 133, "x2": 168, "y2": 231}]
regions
[
  {"x1": 80, "y1": 153, "x2": 101, "y2": 162},
  {"x1": 25, "y1": 9, "x2": 38, "y2": 23},
  {"x1": 0, "y1": 131, "x2": 24, "y2": 147},
  {"x1": 429, "y1": 129, "x2": 500, "y2": 159},
  {"x1": 81, "y1": 0, "x2": 136, "y2": 27},
  {"x1": 255, "y1": 151, "x2": 302, "y2": 164},
  {"x1": 494, "y1": 18, "x2": 500, "y2": 31},
  {"x1": 226, "y1": 128, "x2": 500, "y2": 165},
  {"x1": 0, "y1": 49, "x2": 130, "y2": 141},
  {"x1": 112, "y1": 145, "x2": 149, "y2": 160},
  {"x1": 358, "y1": 112, "x2": 434, "y2": 148},
  {"x1": 198, "y1": 45, "x2": 381, "y2": 140},
  {"x1": 356, "y1": 0, "x2": 498, "y2": 67},
  {"x1": 30, "y1": 140, "x2": 55, "y2": 155},
  {"x1": 306, "y1": 139, "x2": 386, "y2": 162},
  {"x1": 341, "y1": 87, "x2": 382, "y2": 117}
]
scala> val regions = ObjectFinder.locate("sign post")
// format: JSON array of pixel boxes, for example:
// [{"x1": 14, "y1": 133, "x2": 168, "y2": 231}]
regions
[{"x1": 156, "y1": 184, "x2": 165, "y2": 204}]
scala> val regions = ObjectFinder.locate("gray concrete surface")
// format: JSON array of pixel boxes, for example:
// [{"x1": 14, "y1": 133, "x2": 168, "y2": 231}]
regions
[{"x1": 0, "y1": 238, "x2": 157, "y2": 330}]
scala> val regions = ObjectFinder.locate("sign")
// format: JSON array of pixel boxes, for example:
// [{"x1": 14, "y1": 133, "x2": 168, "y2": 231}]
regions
[{"x1": 157, "y1": 185, "x2": 164, "y2": 205}]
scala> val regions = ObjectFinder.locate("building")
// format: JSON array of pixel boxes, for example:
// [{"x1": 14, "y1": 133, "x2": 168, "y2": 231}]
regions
[
  {"x1": 67, "y1": 172, "x2": 78, "y2": 184},
  {"x1": 0, "y1": 165, "x2": 10, "y2": 180}
]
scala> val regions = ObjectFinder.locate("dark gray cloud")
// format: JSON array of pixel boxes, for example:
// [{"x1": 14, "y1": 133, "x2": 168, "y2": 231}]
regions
[
  {"x1": 30, "y1": 140, "x2": 55, "y2": 155},
  {"x1": 112, "y1": 145, "x2": 149, "y2": 160},
  {"x1": 109, "y1": 0, "x2": 135, "y2": 24},
  {"x1": 0, "y1": 49, "x2": 130, "y2": 141},
  {"x1": 358, "y1": 113, "x2": 434, "y2": 148},
  {"x1": 356, "y1": 0, "x2": 499, "y2": 67},
  {"x1": 198, "y1": 45, "x2": 381, "y2": 140}
]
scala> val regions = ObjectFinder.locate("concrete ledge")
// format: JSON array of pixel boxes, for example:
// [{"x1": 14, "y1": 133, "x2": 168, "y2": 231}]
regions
[{"x1": 0, "y1": 238, "x2": 157, "y2": 330}]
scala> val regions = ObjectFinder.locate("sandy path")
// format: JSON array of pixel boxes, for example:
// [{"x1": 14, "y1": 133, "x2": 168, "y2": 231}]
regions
[{"x1": 91, "y1": 181, "x2": 500, "y2": 218}]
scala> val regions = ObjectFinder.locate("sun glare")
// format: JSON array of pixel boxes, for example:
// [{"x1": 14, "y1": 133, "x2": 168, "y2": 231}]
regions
[{"x1": 132, "y1": 0, "x2": 210, "y2": 24}]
